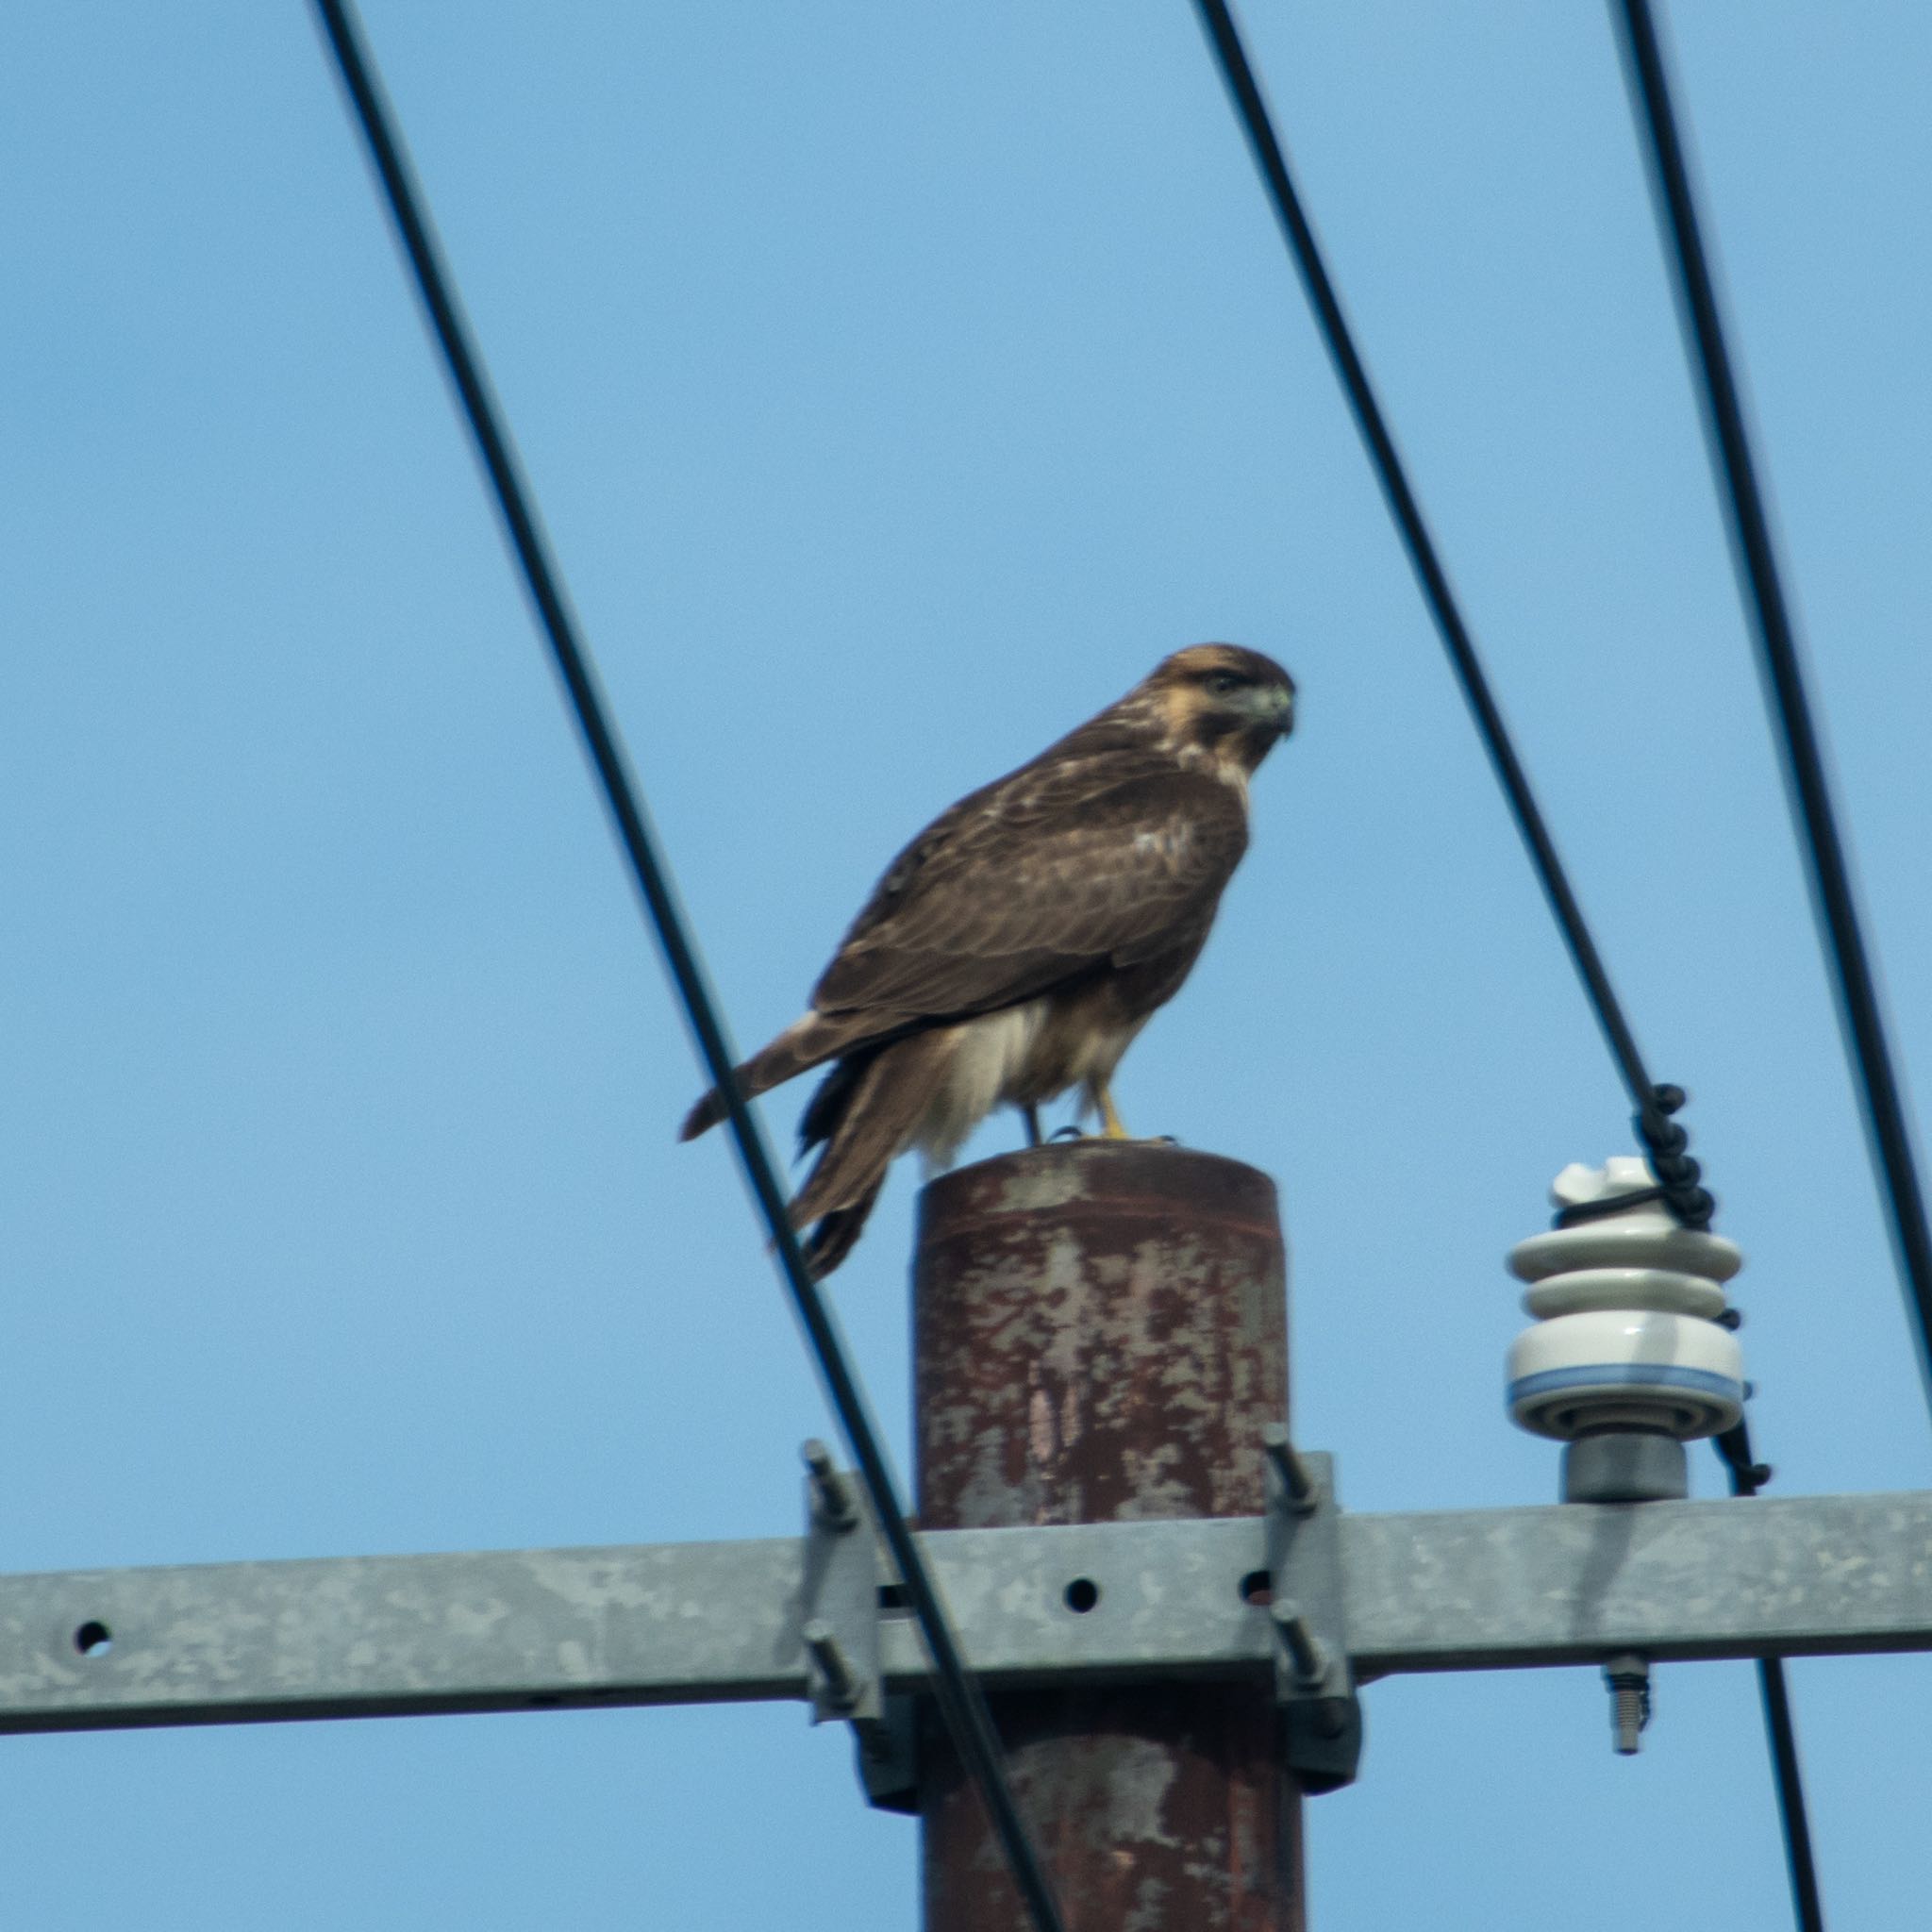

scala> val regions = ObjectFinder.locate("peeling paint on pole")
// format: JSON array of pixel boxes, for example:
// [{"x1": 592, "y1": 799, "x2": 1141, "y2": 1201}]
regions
[{"x1": 914, "y1": 1141, "x2": 1301, "y2": 1932}]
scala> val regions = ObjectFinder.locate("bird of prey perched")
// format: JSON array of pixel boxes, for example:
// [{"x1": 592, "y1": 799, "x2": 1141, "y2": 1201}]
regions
[{"x1": 681, "y1": 642, "x2": 1295, "y2": 1274}]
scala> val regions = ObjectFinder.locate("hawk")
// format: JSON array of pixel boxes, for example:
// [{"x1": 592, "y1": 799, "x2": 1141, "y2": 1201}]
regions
[{"x1": 681, "y1": 643, "x2": 1295, "y2": 1274}]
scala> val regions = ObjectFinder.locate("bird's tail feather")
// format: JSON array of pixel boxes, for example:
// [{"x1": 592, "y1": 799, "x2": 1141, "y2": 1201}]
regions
[
  {"x1": 789, "y1": 1030, "x2": 955, "y2": 1275},
  {"x1": 800, "y1": 1176, "x2": 887, "y2": 1278},
  {"x1": 679, "y1": 1010, "x2": 907, "y2": 1141}
]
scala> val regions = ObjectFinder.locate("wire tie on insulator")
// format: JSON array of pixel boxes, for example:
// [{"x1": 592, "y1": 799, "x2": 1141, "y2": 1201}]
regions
[
  {"x1": 1717, "y1": 1424, "x2": 1774, "y2": 1495},
  {"x1": 1556, "y1": 1183, "x2": 1669, "y2": 1227},
  {"x1": 1634, "y1": 1084, "x2": 1716, "y2": 1228}
]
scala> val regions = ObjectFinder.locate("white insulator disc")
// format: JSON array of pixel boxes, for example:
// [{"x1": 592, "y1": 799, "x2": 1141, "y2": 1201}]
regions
[
  {"x1": 1507, "y1": 1309, "x2": 1743, "y2": 1441},
  {"x1": 1521, "y1": 1266, "x2": 1727, "y2": 1321},
  {"x1": 1509, "y1": 1221, "x2": 1742, "y2": 1285}
]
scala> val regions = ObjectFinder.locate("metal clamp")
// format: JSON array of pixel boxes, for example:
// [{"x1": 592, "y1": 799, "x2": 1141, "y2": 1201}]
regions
[
  {"x1": 1261, "y1": 1432, "x2": 1362, "y2": 1793},
  {"x1": 795, "y1": 1439, "x2": 880, "y2": 1724},
  {"x1": 792, "y1": 1440, "x2": 918, "y2": 1813}
]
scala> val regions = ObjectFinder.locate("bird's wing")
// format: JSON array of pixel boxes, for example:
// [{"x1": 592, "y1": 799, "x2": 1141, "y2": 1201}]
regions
[{"x1": 810, "y1": 761, "x2": 1248, "y2": 1021}]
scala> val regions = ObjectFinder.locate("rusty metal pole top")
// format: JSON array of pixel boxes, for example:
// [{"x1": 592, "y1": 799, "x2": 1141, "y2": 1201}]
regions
[
  {"x1": 916, "y1": 1140, "x2": 1288, "y2": 1530},
  {"x1": 914, "y1": 1139, "x2": 1300, "y2": 1932}
]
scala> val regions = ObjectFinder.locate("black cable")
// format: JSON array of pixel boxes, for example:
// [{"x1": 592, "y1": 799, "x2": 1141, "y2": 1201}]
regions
[
  {"x1": 1610, "y1": 0, "x2": 1932, "y2": 1412},
  {"x1": 1190, "y1": 6, "x2": 1823, "y2": 1924},
  {"x1": 1719, "y1": 1421, "x2": 1824, "y2": 1932},
  {"x1": 1608, "y1": 12, "x2": 1924, "y2": 1920},
  {"x1": 307, "y1": 8, "x2": 1065, "y2": 1927},
  {"x1": 1755, "y1": 1656, "x2": 1824, "y2": 1932},
  {"x1": 1188, "y1": 0, "x2": 1713, "y2": 1230}
]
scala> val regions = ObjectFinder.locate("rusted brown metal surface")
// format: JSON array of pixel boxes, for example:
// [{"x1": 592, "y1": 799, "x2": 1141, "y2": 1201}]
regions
[{"x1": 913, "y1": 1139, "x2": 1300, "y2": 1932}]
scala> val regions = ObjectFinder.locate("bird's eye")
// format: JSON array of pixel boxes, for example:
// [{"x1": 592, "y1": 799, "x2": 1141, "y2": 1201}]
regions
[{"x1": 1208, "y1": 672, "x2": 1244, "y2": 696}]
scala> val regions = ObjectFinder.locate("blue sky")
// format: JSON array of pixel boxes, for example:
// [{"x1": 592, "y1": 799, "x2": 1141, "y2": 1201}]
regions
[{"x1": 5, "y1": 3, "x2": 1929, "y2": 1925}]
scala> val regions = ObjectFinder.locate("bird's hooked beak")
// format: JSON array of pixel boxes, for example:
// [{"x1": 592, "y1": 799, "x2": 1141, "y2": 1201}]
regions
[{"x1": 1263, "y1": 682, "x2": 1295, "y2": 737}]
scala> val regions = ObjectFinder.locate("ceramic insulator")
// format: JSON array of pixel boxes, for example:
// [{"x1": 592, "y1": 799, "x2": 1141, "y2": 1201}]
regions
[{"x1": 1507, "y1": 1157, "x2": 1746, "y2": 1442}]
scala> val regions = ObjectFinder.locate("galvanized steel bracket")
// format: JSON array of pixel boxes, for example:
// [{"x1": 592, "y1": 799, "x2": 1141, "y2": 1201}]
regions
[
  {"x1": 1263, "y1": 1439, "x2": 1363, "y2": 1793},
  {"x1": 794, "y1": 1441, "x2": 920, "y2": 1814},
  {"x1": 851, "y1": 1690, "x2": 920, "y2": 1815},
  {"x1": 795, "y1": 1440, "x2": 882, "y2": 1725}
]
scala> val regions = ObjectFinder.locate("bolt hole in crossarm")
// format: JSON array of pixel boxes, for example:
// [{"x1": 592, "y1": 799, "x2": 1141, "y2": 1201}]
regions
[
  {"x1": 1239, "y1": 1570, "x2": 1274, "y2": 1607},
  {"x1": 1061, "y1": 1578, "x2": 1100, "y2": 1614},
  {"x1": 74, "y1": 1621, "x2": 113, "y2": 1657}
]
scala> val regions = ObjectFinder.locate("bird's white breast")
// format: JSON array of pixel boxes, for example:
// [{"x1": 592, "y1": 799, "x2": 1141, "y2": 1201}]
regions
[{"x1": 914, "y1": 999, "x2": 1049, "y2": 1170}]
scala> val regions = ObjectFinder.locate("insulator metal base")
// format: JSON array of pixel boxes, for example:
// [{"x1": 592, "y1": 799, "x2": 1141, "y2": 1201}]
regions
[{"x1": 1562, "y1": 1431, "x2": 1688, "y2": 1505}]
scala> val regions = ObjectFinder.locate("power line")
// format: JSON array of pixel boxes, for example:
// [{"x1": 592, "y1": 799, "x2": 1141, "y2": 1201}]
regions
[
  {"x1": 1715, "y1": 1425, "x2": 1823, "y2": 1931},
  {"x1": 1610, "y1": 0, "x2": 1932, "y2": 1424},
  {"x1": 1187, "y1": 0, "x2": 1713, "y2": 1232},
  {"x1": 1608, "y1": 9, "x2": 1932, "y2": 1918},
  {"x1": 306, "y1": 7, "x2": 1065, "y2": 1928},
  {"x1": 1188, "y1": 4, "x2": 1824, "y2": 1924},
  {"x1": 1753, "y1": 1646, "x2": 1825, "y2": 1927}
]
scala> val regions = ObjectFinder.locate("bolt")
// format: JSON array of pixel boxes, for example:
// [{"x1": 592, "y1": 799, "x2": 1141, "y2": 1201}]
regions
[
  {"x1": 1260, "y1": 1423, "x2": 1319, "y2": 1516},
  {"x1": 1603, "y1": 1652, "x2": 1651, "y2": 1756},
  {"x1": 801, "y1": 1439, "x2": 858, "y2": 1531},
  {"x1": 803, "y1": 1618, "x2": 858, "y2": 1711},
  {"x1": 1271, "y1": 1599, "x2": 1326, "y2": 1686}
]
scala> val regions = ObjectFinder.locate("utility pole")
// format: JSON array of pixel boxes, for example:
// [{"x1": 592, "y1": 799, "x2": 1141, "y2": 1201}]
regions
[{"x1": 912, "y1": 1140, "x2": 1301, "y2": 1932}]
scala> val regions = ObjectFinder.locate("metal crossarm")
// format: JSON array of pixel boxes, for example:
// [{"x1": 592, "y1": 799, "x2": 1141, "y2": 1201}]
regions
[{"x1": 8, "y1": 1489, "x2": 1928, "y2": 1735}]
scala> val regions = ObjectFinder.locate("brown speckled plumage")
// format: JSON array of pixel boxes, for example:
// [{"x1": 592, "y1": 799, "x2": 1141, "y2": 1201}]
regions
[{"x1": 680, "y1": 644, "x2": 1295, "y2": 1274}]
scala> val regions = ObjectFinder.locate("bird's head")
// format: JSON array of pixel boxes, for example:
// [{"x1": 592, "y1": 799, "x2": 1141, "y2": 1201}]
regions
[{"x1": 1141, "y1": 643, "x2": 1296, "y2": 775}]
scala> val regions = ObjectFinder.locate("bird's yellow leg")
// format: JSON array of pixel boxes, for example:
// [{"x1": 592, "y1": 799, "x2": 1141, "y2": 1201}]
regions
[{"x1": 1097, "y1": 1084, "x2": 1131, "y2": 1141}]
